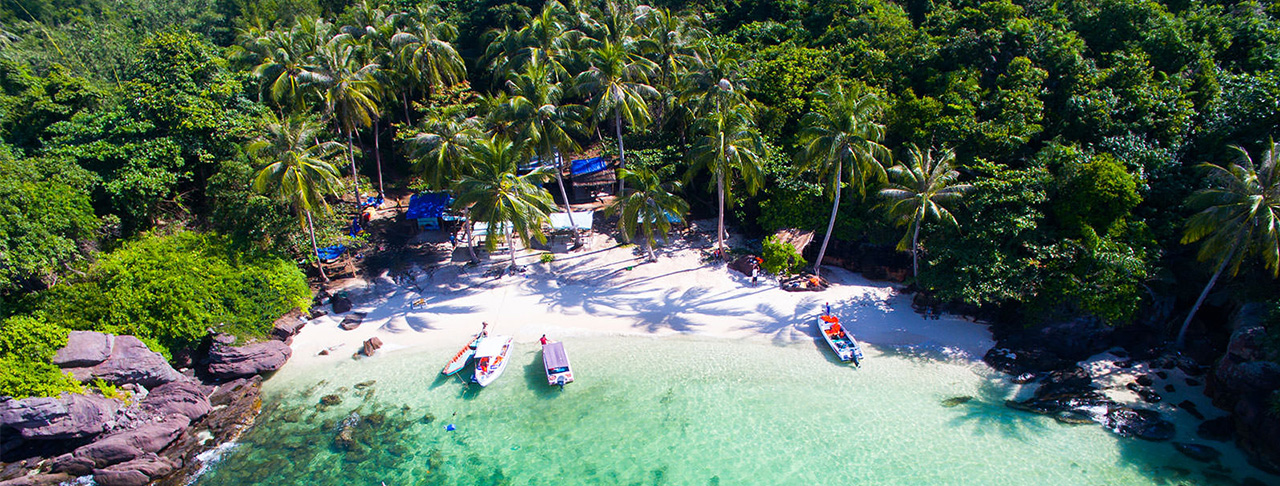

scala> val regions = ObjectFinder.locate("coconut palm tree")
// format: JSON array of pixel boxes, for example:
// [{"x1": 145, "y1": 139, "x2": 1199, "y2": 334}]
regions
[
  {"x1": 1177, "y1": 140, "x2": 1280, "y2": 347},
  {"x1": 406, "y1": 110, "x2": 483, "y2": 189},
  {"x1": 574, "y1": 38, "x2": 657, "y2": 196},
  {"x1": 796, "y1": 83, "x2": 890, "y2": 278},
  {"x1": 687, "y1": 97, "x2": 764, "y2": 254},
  {"x1": 392, "y1": 2, "x2": 465, "y2": 118},
  {"x1": 453, "y1": 136, "x2": 558, "y2": 273},
  {"x1": 249, "y1": 116, "x2": 346, "y2": 281},
  {"x1": 305, "y1": 33, "x2": 383, "y2": 207},
  {"x1": 504, "y1": 57, "x2": 588, "y2": 245},
  {"x1": 348, "y1": 2, "x2": 398, "y2": 198},
  {"x1": 879, "y1": 144, "x2": 972, "y2": 280},
  {"x1": 609, "y1": 167, "x2": 688, "y2": 262},
  {"x1": 239, "y1": 17, "x2": 331, "y2": 112}
]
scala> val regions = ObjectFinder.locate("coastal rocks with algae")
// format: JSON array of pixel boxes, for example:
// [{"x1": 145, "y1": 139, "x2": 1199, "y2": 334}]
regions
[{"x1": 2, "y1": 318, "x2": 296, "y2": 486}]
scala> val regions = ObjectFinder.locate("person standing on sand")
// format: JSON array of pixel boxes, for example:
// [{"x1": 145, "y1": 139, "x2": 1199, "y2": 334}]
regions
[
  {"x1": 481, "y1": 322, "x2": 489, "y2": 337},
  {"x1": 540, "y1": 334, "x2": 548, "y2": 345}
]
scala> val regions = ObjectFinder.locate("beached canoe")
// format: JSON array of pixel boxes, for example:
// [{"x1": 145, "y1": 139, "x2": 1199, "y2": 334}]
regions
[
  {"x1": 472, "y1": 335, "x2": 513, "y2": 387},
  {"x1": 818, "y1": 314, "x2": 863, "y2": 366},
  {"x1": 441, "y1": 334, "x2": 483, "y2": 376},
  {"x1": 542, "y1": 341, "x2": 574, "y2": 387}
]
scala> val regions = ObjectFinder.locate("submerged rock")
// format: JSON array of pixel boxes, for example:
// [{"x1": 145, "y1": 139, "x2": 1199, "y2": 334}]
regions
[
  {"x1": 940, "y1": 396, "x2": 973, "y2": 408},
  {"x1": 1174, "y1": 442, "x2": 1222, "y2": 462},
  {"x1": 1102, "y1": 407, "x2": 1174, "y2": 441},
  {"x1": 1197, "y1": 417, "x2": 1234, "y2": 442}
]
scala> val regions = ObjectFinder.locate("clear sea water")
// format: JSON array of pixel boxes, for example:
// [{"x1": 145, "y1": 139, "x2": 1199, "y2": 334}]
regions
[{"x1": 190, "y1": 335, "x2": 1258, "y2": 485}]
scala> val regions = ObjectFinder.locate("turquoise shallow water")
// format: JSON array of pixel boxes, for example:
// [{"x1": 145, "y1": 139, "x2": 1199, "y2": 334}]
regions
[{"x1": 192, "y1": 336, "x2": 1239, "y2": 485}]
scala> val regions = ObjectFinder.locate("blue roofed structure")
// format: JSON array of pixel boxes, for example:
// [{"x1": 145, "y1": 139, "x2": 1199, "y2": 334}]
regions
[
  {"x1": 406, "y1": 192, "x2": 452, "y2": 230},
  {"x1": 570, "y1": 157, "x2": 607, "y2": 176}
]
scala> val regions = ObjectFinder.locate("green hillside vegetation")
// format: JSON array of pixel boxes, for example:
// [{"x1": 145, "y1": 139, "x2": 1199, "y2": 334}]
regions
[{"x1": 0, "y1": 0, "x2": 1277, "y2": 398}]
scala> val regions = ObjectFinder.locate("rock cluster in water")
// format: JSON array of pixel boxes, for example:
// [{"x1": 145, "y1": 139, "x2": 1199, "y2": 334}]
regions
[{"x1": 0, "y1": 308, "x2": 309, "y2": 486}]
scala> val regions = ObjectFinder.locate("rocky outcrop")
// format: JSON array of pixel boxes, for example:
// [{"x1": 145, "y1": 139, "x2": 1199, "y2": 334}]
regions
[
  {"x1": 270, "y1": 308, "x2": 308, "y2": 343},
  {"x1": 206, "y1": 339, "x2": 292, "y2": 379},
  {"x1": 339, "y1": 312, "x2": 367, "y2": 331},
  {"x1": 984, "y1": 318, "x2": 1113, "y2": 375},
  {"x1": 0, "y1": 473, "x2": 75, "y2": 486},
  {"x1": 52, "y1": 331, "x2": 114, "y2": 367},
  {"x1": 331, "y1": 294, "x2": 353, "y2": 314},
  {"x1": 140, "y1": 381, "x2": 210, "y2": 422},
  {"x1": 0, "y1": 393, "x2": 121, "y2": 440},
  {"x1": 51, "y1": 414, "x2": 190, "y2": 475},
  {"x1": 63, "y1": 335, "x2": 183, "y2": 388},
  {"x1": 93, "y1": 453, "x2": 177, "y2": 486},
  {"x1": 361, "y1": 337, "x2": 383, "y2": 357},
  {"x1": 1206, "y1": 320, "x2": 1280, "y2": 474},
  {"x1": 151, "y1": 376, "x2": 263, "y2": 486}
]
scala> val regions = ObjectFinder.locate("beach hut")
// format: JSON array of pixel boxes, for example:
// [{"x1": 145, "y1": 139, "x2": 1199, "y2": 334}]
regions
[
  {"x1": 569, "y1": 157, "x2": 616, "y2": 203},
  {"x1": 406, "y1": 192, "x2": 453, "y2": 231}
]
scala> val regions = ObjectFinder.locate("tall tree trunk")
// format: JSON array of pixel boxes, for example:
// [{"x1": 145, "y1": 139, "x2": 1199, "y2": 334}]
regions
[
  {"x1": 550, "y1": 150, "x2": 580, "y2": 246},
  {"x1": 346, "y1": 128, "x2": 361, "y2": 210},
  {"x1": 306, "y1": 210, "x2": 329, "y2": 282},
  {"x1": 465, "y1": 211, "x2": 478, "y2": 262},
  {"x1": 374, "y1": 120, "x2": 384, "y2": 197},
  {"x1": 646, "y1": 240, "x2": 657, "y2": 262},
  {"x1": 1177, "y1": 240, "x2": 1240, "y2": 348},
  {"x1": 716, "y1": 169, "x2": 726, "y2": 253},
  {"x1": 615, "y1": 111, "x2": 627, "y2": 196},
  {"x1": 403, "y1": 91, "x2": 412, "y2": 123},
  {"x1": 813, "y1": 164, "x2": 843, "y2": 278},
  {"x1": 911, "y1": 212, "x2": 922, "y2": 279},
  {"x1": 507, "y1": 229, "x2": 518, "y2": 273}
]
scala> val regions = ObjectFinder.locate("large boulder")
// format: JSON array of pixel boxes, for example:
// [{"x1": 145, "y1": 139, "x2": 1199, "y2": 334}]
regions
[
  {"x1": 0, "y1": 393, "x2": 121, "y2": 440},
  {"x1": 52, "y1": 331, "x2": 114, "y2": 367},
  {"x1": 139, "y1": 381, "x2": 210, "y2": 422},
  {"x1": 0, "y1": 473, "x2": 75, "y2": 486},
  {"x1": 65, "y1": 415, "x2": 190, "y2": 470},
  {"x1": 65, "y1": 336, "x2": 182, "y2": 388},
  {"x1": 331, "y1": 294, "x2": 353, "y2": 314},
  {"x1": 92, "y1": 453, "x2": 177, "y2": 486},
  {"x1": 207, "y1": 340, "x2": 292, "y2": 379},
  {"x1": 270, "y1": 308, "x2": 308, "y2": 342},
  {"x1": 361, "y1": 337, "x2": 383, "y2": 357}
]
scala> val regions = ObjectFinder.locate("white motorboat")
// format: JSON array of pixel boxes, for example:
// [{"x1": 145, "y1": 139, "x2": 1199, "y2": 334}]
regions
[
  {"x1": 542, "y1": 340, "x2": 574, "y2": 387},
  {"x1": 818, "y1": 314, "x2": 863, "y2": 366},
  {"x1": 472, "y1": 335, "x2": 513, "y2": 387}
]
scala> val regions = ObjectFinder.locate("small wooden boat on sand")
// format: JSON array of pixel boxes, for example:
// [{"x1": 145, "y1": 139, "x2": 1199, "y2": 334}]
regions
[
  {"x1": 818, "y1": 314, "x2": 863, "y2": 366},
  {"x1": 472, "y1": 335, "x2": 513, "y2": 387},
  {"x1": 541, "y1": 340, "x2": 574, "y2": 387},
  {"x1": 441, "y1": 334, "x2": 482, "y2": 376}
]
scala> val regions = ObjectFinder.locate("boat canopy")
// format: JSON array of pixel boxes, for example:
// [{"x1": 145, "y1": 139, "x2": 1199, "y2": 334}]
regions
[
  {"x1": 543, "y1": 342, "x2": 570, "y2": 370},
  {"x1": 474, "y1": 335, "x2": 510, "y2": 357}
]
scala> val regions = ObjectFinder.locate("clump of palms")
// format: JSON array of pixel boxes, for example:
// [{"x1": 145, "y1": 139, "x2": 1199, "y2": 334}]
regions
[
  {"x1": 248, "y1": 116, "x2": 345, "y2": 281},
  {"x1": 879, "y1": 144, "x2": 972, "y2": 280},
  {"x1": 1177, "y1": 140, "x2": 1280, "y2": 347},
  {"x1": 575, "y1": 38, "x2": 657, "y2": 196},
  {"x1": 608, "y1": 167, "x2": 688, "y2": 262},
  {"x1": 503, "y1": 57, "x2": 587, "y2": 246},
  {"x1": 796, "y1": 82, "x2": 890, "y2": 278},
  {"x1": 453, "y1": 136, "x2": 558, "y2": 273},
  {"x1": 687, "y1": 93, "x2": 764, "y2": 254}
]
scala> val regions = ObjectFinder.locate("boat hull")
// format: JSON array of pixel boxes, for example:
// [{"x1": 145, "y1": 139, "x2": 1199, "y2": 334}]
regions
[
  {"x1": 441, "y1": 334, "x2": 482, "y2": 376},
  {"x1": 818, "y1": 317, "x2": 864, "y2": 366},
  {"x1": 473, "y1": 336, "x2": 513, "y2": 387}
]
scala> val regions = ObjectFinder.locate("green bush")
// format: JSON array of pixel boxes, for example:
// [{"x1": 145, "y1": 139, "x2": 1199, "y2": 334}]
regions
[
  {"x1": 35, "y1": 231, "x2": 312, "y2": 358},
  {"x1": 0, "y1": 315, "x2": 83, "y2": 399},
  {"x1": 761, "y1": 236, "x2": 805, "y2": 277}
]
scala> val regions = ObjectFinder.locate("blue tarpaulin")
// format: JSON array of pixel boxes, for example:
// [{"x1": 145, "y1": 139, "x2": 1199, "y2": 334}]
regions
[
  {"x1": 571, "y1": 157, "x2": 607, "y2": 176},
  {"x1": 363, "y1": 195, "x2": 384, "y2": 208},
  {"x1": 317, "y1": 244, "x2": 346, "y2": 262},
  {"x1": 406, "y1": 192, "x2": 452, "y2": 220}
]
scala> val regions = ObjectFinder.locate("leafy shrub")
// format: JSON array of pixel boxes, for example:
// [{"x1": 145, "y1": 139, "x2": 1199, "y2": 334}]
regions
[
  {"x1": 92, "y1": 378, "x2": 129, "y2": 401},
  {"x1": 540, "y1": 253, "x2": 555, "y2": 263},
  {"x1": 0, "y1": 315, "x2": 82, "y2": 399},
  {"x1": 761, "y1": 236, "x2": 805, "y2": 277},
  {"x1": 34, "y1": 231, "x2": 311, "y2": 359}
]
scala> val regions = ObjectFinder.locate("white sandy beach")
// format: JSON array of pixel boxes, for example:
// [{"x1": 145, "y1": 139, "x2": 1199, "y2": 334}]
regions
[{"x1": 286, "y1": 230, "x2": 996, "y2": 368}]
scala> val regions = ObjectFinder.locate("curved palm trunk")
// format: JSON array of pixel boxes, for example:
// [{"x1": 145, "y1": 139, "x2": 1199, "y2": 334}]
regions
[
  {"x1": 615, "y1": 111, "x2": 627, "y2": 196},
  {"x1": 506, "y1": 229, "x2": 518, "y2": 272},
  {"x1": 911, "y1": 210, "x2": 923, "y2": 279},
  {"x1": 305, "y1": 210, "x2": 329, "y2": 282},
  {"x1": 346, "y1": 129, "x2": 361, "y2": 209},
  {"x1": 813, "y1": 164, "x2": 843, "y2": 278},
  {"x1": 1177, "y1": 239, "x2": 1240, "y2": 348},
  {"x1": 550, "y1": 150, "x2": 580, "y2": 246},
  {"x1": 374, "y1": 120, "x2": 384, "y2": 197},
  {"x1": 716, "y1": 169, "x2": 726, "y2": 253},
  {"x1": 465, "y1": 212, "x2": 478, "y2": 262}
]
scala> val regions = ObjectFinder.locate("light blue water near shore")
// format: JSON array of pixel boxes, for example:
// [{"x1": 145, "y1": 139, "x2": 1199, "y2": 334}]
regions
[{"x1": 192, "y1": 336, "x2": 1245, "y2": 485}]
